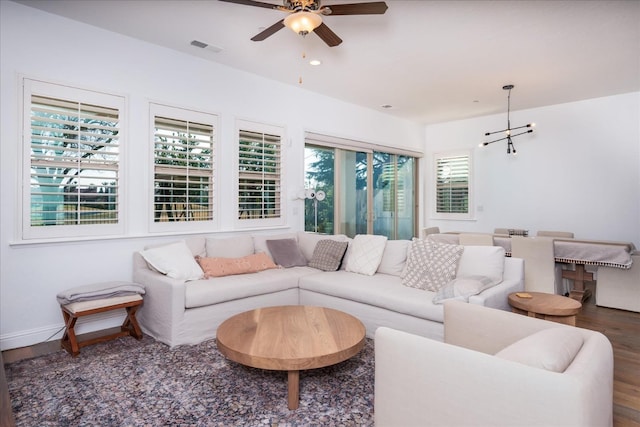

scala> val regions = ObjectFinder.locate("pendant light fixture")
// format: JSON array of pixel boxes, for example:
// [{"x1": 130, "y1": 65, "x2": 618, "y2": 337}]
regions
[{"x1": 480, "y1": 84, "x2": 535, "y2": 155}]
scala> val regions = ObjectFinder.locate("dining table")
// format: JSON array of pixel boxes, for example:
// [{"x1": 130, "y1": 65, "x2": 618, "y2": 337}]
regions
[{"x1": 428, "y1": 233, "x2": 636, "y2": 302}]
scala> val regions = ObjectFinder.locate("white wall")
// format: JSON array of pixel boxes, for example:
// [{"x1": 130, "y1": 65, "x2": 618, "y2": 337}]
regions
[
  {"x1": 0, "y1": 2, "x2": 424, "y2": 350},
  {"x1": 425, "y1": 92, "x2": 640, "y2": 245}
]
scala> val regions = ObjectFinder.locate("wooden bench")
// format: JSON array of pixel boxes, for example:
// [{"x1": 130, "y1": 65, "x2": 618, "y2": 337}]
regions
[{"x1": 60, "y1": 294, "x2": 143, "y2": 356}]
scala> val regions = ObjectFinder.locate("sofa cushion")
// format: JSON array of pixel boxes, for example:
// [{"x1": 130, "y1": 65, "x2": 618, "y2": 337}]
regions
[
  {"x1": 456, "y1": 245, "x2": 505, "y2": 285},
  {"x1": 299, "y1": 270, "x2": 445, "y2": 323},
  {"x1": 140, "y1": 240, "x2": 203, "y2": 281},
  {"x1": 402, "y1": 239, "x2": 464, "y2": 291},
  {"x1": 206, "y1": 236, "x2": 254, "y2": 258},
  {"x1": 253, "y1": 233, "x2": 297, "y2": 260},
  {"x1": 184, "y1": 266, "x2": 318, "y2": 309},
  {"x1": 308, "y1": 240, "x2": 349, "y2": 271},
  {"x1": 377, "y1": 240, "x2": 410, "y2": 276},
  {"x1": 495, "y1": 328, "x2": 584, "y2": 373},
  {"x1": 297, "y1": 232, "x2": 348, "y2": 262},
  {"x1": 266, "y1": 238, "x2": 307, "y2": 268},
  {"x1": 432, "y1": 275, "x2": 495, "y2": 304},
  {"x1": 195, "y1": 253, "x2": 277, "y2": 278},
  {"x1": 345, "y1": 234, "x2": 388, "y2": 276},
  {"x1": 340, "y1": 237, "x2": 354, "y2": 271}
]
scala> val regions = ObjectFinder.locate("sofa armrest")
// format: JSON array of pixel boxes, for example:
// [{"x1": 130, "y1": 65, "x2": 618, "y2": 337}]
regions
[
  {"x1": 133, "y1": 254, "x2": 186, "y2": 346},
  {"x1": 468, "y1": 256, "x2": 524, "y2": 310},
  {"x1": 444, "y1": 300, "x2": 558, "y2": 354},
  {"x1": 375, "y1": 325, "x2": 612, "y2": 427}
]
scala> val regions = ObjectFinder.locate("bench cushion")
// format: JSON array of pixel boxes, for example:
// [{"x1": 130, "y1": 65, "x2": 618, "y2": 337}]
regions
[{"x1": 63, "y1": 294, "x2": 143, "y2": 314}]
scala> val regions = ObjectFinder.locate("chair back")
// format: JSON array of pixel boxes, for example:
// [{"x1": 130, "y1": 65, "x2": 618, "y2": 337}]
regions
[
  {"x1": 458, "y1": 233, "x2": 494, "y2": 246},
  {"x1": 421, "y1": 227, "x2": 440, "y2": 238},
  {"x1": 511, "y1": 236, "x2": 559, "y2": 293},
  {"x1": 537, "y1": 230, "x2": 575, "y2": 238},
  {"x1": 494, "y1": 228, "x2": 509, "y2": 235}
]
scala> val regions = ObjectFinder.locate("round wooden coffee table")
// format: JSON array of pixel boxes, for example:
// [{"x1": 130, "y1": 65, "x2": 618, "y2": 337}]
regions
[
  {"x1": 216, "y1": 305, "x2": 366, "y2": 410},
  {"x1": 508, "y1": 292, "x2": 582, "y2": 326}
]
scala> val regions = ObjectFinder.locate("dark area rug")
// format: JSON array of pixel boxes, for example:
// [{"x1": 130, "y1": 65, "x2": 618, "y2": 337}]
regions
[{"x1": 6, "y1": 336, "x2": 374, "y2": 426}]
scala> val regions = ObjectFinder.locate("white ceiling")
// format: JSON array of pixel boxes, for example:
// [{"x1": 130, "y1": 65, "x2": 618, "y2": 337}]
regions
[{"x1": 14, "y1": 0, "x2": 640, "y2": 124}]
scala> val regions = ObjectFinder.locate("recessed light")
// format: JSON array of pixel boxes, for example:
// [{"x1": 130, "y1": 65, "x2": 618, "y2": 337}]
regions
[{"x1": 309, "y1": 59, "x2": 321, "y2": 66}]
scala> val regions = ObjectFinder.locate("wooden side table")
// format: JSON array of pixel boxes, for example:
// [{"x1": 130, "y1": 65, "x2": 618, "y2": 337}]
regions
[{"x1": 508, "y1": 292, "x2": 582, "y2": 326}]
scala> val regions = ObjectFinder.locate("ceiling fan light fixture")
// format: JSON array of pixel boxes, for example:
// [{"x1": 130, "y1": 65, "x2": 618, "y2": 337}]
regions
[{"x1": 284, "y1": 11, "x2": 322, "y2": 36}]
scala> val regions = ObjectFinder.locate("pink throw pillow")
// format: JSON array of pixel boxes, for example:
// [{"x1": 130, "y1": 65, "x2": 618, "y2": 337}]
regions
[{"x1": 195, "y1": 253, "x2": 277, "y2": 278}]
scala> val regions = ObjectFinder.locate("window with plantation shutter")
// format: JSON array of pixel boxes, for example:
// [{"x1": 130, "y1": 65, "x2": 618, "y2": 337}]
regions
[
  {"x1": 434, "y1": 152, "x2": 472, "y2": 219},
  {"x1": 151, "y1": 103, "x2": 216, "y2": 231},
  {"x1": 236, "y1": 122, "x2": 283, "y2": 226},
  {"x1": 23, "y1": 79, "x2": 125, "y2": 240}
]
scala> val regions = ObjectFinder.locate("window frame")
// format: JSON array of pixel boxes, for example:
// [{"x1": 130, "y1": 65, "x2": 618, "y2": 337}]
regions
[
  {"x1": 21, "y1": 78, "x2": 126, "y2": 240},
  {"x1": 148, "y1": 102, "x2": 218, "y2": 233},
  {"x1": 432, "y1": 150, "x2": 474, "y2": 220},
  {"x1": 234, "y1": 120, "x2": 285, "y2": 229}
]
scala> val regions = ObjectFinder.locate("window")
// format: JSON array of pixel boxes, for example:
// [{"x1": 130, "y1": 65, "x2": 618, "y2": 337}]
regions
[
  {"x1": 23, "y1": 79, "x2": 125, "y2": 240},
  {"x1": 151, "y1": 103, "x2": 216, "y2": 232},
  {"x1": 433, "y1": 151, "x2": 472, "y2": 219},
  {"x1": 236, "y1": 121, "x2": 283, "y2": 227},
  {"x1": 305, "y1": 133, "x2": 420, "y2": 238}
]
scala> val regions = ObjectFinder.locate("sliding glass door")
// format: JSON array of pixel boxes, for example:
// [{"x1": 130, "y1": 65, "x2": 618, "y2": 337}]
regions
[
  {"x1": 337, "y1": 149, "x2": 369, "y2": 236},
  {"x1": 305, "y1": 143, "x2": 417, "y2": 238},
  {"x1": 304, "y1": 146, "x2": 334, "y2": 233},
  {"x1": 373, "y1": 153, "x2": 415, "y2": 240}
]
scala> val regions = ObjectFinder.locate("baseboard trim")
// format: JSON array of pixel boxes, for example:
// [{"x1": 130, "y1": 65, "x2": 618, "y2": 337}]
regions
[{"x1": 1, "y1": 311, "x2": 125, "y2": 351}]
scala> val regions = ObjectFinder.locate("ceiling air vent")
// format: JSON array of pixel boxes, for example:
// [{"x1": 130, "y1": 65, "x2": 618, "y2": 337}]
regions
[{"x1": 190, "y1": 40, "x2": 222, "y2": 53}]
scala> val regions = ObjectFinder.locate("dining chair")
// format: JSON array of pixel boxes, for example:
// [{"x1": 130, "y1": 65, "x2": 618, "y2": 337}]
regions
[
  {"x1": 595, "y1": 251, "x2": 640, "y2": 312},
  {"x1": 510, "y1": 236, "x2": 563, "y2": 294},
  {"x1": 537, "y1": 230, "x2": 575, "y2": 238},
  {"x1": 536, "y1": 231, "x2": 576, "y2": 293},
  {"x1": 421, "y1": 227, "x2": 440, "y2": 238},
  {"x1": 458, "y1": 233, "x2": 494, "y2": 246},
  {"x1": 493, "y1": 228, "x2": 510, "y2": 235}
]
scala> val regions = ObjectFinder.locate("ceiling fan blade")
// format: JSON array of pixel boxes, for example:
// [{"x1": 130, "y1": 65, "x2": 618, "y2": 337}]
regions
[
  {"x1": 251, "y1": 19, "x2": 286, "y2": 41},
  {"x1": 320, "y1": 1, "x2": 388, "y2": 15},
  {"x1": 218, "y1": 0, "x2": 282, "y2": 10},
  {"x1": 314, "y1": 22, "x2": 342, "y2": 47}
]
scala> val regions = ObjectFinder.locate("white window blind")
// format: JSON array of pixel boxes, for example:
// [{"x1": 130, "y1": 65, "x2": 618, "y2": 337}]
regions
[
  {"x1": 153, "y1": 113, "x2": 215, "y2": 224},
  {"x1": 26, "y1": 83, "x2": 123, "y2": 239},
  {"x1": 237, "y1": 128, "x2": 282, "y2": 222},
  {"x1": 435, "y1": 153, "x2": 470, "y2": 215}
]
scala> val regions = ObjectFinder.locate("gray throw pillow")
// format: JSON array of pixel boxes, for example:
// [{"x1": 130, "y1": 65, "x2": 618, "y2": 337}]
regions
[
  {"x1": 308, "y1": 239, "x2": 349, "y2": 271},
  {"x1": 266, "y1": 238, "x2": 307, "y2": 268}
]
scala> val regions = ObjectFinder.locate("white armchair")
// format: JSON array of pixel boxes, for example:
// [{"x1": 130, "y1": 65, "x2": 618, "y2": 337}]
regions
[{"x1": 375, "y1": 301, "x2": 613, "y2": 427}]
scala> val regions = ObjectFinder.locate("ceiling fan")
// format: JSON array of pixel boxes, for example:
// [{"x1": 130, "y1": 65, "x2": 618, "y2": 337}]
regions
[{"x1": 219, "y1": 0, "x2": 388, "y2": 47}]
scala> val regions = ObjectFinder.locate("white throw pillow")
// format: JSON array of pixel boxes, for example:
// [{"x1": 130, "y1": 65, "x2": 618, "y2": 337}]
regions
[
  {"x1": 495, "y1": 328, "x2": 584, "y2": 373},
  {"x1": 377, "y1": 239, "x2": 410, "y2": 276},
  {"x1": 402, "y1": 239, "x2": 464, "y2": 291},
  {"x1": 140, "y1": 240, "x2": 203, "y2": 281},
  {"x1": 206, "y1": 236, "x2": 254, "y2": 258},
  {"x1": 432, "y1": 275, "x2": 496, "y2": 304},
  {"x1": 345, "y1": 234, "x2": 388, "y2": 276},
  {"x1": 456, "y1": 245, "x2": 505, "y2": 285}
]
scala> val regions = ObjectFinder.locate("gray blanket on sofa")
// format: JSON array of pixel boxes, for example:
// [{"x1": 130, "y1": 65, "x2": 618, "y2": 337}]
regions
[{"x1": 56, "y1": 281, "x2": 145, "y2": 305}]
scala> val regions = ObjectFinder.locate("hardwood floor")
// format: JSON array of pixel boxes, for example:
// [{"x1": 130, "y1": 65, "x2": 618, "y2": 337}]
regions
[
  {"x1": 1, "y1": 285, "x2": 639, "y2": 426},
  {"x1": 576, "y1": 284, "x2": 640, "y2": 426}
]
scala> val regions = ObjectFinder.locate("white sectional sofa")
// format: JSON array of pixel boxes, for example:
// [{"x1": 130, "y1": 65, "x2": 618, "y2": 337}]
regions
[{"x1": 133, "y1": 231, "x2": 525, "y2": 347}]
